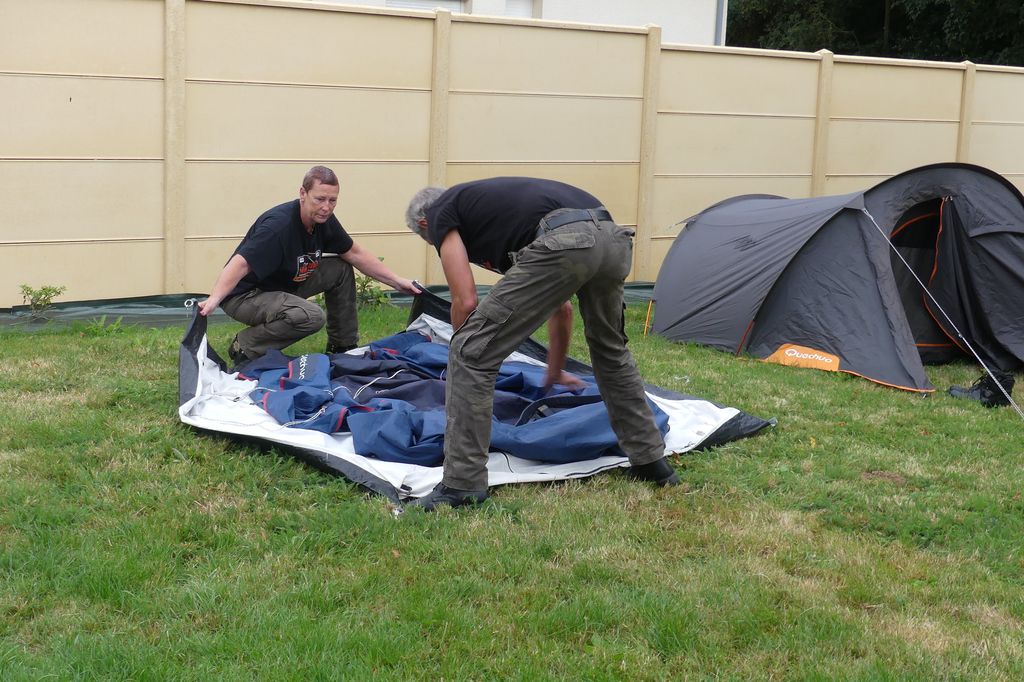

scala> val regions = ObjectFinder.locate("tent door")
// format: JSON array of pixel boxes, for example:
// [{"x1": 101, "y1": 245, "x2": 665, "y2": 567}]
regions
[{"x1": 889, "y1": 198, "x2": 965, "y2": 364}]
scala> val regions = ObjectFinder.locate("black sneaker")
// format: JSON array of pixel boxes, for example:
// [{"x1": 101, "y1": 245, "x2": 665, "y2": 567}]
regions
[
  {"x1": 949, "y1": 371, "x2": 1014, "y2": 408},
  {"x1": 408, "y1": 483, "x2": 489, "y2": 511},
  {"x1": 228, "y1": 336, "x2": 251, "y2": 369},
  {"x1": 325, "y1": 342, "x2": 357, "y2": 355},
  {"x1": 627, "y1": 457, "x2": 681, "y2": 487}
]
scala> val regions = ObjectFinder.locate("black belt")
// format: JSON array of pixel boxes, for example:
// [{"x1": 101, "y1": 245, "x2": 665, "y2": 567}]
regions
[{"x1": 540, "y1": 208, "x2": 613, "y2": 232}]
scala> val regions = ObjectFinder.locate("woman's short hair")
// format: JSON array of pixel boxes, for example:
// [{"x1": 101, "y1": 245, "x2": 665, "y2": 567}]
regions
[{"x1": 302, "y1": 165, "x2": 339, "y2": 191}]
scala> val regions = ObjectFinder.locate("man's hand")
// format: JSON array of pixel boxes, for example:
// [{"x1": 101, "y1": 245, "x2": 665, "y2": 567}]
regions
[
  {"x1": 393, "y1": 278, "x2": 421, "y2": 295},
  {"x1": 543, "y1": 368, "x2": 587, "y2": 392},
  {"x1": 197, "y1": 297, "x2": 220, "y2": 317},
  {"x1": 541, "y1": 302, "x2": 577, "y2": 391}
]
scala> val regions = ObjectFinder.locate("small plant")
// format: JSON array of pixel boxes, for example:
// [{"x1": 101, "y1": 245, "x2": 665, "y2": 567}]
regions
[
  {"x1": 19, "y1": 283, "x2": 67, "y2": 320},
  {"x1": 73, "y1": 314, "x2": 126, "y2": 337},
  {"x1": 356, "y1": 266, "x2": 390, "y2": 310}
]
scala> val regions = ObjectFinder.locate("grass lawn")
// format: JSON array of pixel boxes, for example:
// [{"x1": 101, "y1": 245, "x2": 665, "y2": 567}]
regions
[{"x1": 1, "y1": 303, "x2": 1021, "y2": 680}]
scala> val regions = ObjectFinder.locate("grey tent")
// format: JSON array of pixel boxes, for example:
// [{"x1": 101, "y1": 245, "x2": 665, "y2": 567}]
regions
[{"x1": 652, "y1": 163, "x2": 1024, "y2": 392}]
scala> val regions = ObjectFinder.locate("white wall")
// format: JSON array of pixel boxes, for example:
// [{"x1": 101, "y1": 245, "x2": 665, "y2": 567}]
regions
[
  {"x1": 541, "y1": 0, "x2": 723, "y2": 45},
  {"x1": 318, "y1": 0, "x2": 724, "y2": 45}
]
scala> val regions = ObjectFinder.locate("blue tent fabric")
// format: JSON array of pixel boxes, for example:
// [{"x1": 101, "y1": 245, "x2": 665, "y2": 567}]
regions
[
  {"x1": 179, "y1": 296, "x2": 775, "y2": 501},
  {"x1": 240, "y1": 339, "x2": 669, "y2": 467}
]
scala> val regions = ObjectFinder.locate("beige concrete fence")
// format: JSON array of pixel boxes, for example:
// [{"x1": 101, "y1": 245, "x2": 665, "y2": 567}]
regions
[{"x1": 3, "y1": 0, "x2": 1024, "y2": 307}]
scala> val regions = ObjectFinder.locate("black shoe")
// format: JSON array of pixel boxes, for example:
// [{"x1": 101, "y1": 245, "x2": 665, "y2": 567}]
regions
[
  {"x1": 325, "y1": 342, "x2": 357, "y2": 355},
  {"x1": 228, "y1": 336, "x2": 251, "y2": 369},
  {"x1": 949, "y1": 371, "x2": 1014, "y2": 408},
  {"x1": 409, "y1": 483, "x2": 488, "y2": 511},
  {"x1": 627, "y1": 457, "x2": 681, "y2": 487}
]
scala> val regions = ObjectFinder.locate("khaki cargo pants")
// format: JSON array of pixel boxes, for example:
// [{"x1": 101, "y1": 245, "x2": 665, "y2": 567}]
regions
[
  {"x1": 442, "y1": 209, "x2": 667, "y2": 491},
  {"x1": 221, "y1": 257, "x2": 357, "y2": 358}
]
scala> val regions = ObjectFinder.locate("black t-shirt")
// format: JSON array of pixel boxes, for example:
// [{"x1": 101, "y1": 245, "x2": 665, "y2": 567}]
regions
[
  {"x1": 228, "y1": 199, "x2": 354, "y2": 298},
  {"x1": 425, "y1": 177, "x2": 602, "y2": 273}
]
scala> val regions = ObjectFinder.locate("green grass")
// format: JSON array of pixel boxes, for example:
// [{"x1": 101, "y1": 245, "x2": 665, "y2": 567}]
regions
[{"x1": 1, "y1": 304, "x2": 1022, "y2": 680}]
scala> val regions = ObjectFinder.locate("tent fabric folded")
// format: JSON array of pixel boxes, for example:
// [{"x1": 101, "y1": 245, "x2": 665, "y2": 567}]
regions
[
  {"x1": 179, "y1": 291, "x2": 773, "y2": 501},
  {"x1": 241, "y1": 341, "x2": 671, "y2": 466}
]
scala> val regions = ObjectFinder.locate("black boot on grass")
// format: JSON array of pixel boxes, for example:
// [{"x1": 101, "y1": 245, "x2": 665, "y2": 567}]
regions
[
  {"x1": 948, "y1": 371, "x2": 1014, "y2": 408},
  {"x1": 409, "y1": 483, "x2": 489, "y2": 511},
  {"x1": 627, "y1": 457, "x2": 681, "y2": 487}
]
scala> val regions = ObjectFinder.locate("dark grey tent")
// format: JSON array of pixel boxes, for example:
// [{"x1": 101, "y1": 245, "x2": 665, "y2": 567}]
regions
[{"x1": 652, "y1": 163, "x2": 1024, "y2": 392}]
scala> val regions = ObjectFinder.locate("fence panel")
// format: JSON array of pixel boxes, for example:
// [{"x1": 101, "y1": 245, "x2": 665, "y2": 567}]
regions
[{"x1": 3, "y1": 0, "x2": 1024, "y2": 306}]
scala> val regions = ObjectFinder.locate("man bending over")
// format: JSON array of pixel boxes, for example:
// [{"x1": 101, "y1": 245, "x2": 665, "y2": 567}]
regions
[{"x1": 405, "y1": 176, "x2": 680, "y2": 510}]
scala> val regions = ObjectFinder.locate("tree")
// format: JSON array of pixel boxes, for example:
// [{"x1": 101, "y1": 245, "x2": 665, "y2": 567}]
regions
[{"x1": 728, "y1": 0, "x2": 1024, "y2": 67}]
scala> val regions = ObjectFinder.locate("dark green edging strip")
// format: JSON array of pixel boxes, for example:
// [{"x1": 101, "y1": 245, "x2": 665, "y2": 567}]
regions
[{"x1": 1, "y1": 283, "x2": 656, "y2": 328}]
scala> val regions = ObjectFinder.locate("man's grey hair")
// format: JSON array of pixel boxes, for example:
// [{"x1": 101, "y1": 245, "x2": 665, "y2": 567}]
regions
[{"x1": 405, "y1": 186, "x2": 447, "y2": 240}]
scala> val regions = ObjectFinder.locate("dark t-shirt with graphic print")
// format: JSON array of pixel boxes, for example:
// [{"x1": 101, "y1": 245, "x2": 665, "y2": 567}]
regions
[
  {"x1": 227, "y1": 199, "x2": 354, "y2": 299},
  {"x1": 425, "y1": 177, "x2": 601, "y2": 274}
]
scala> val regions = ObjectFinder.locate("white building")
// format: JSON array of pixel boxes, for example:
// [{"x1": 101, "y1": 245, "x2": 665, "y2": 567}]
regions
[{"x1": 323, "y1": 0, "x2": 728, "y2": 46}]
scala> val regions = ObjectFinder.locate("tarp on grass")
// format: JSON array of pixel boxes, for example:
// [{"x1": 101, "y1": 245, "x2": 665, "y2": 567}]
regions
[{"x1": 178, "y1": 290, "x2": 773, "y2": 502}]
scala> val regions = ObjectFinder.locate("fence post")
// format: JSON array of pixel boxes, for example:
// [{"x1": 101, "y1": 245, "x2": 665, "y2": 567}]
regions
[
  {"x1": 957, "y1": 61, "x2": 976, "y2": 162},
  {"x1": 811, "y1": 49, "x2": 834, "y2": 197},
  {"x1": 425, "y1": 9, "x2": 452, "y2": 285},
  {"x1": 163, "y1": 0, "x2": 187, "y2": 293},
  {"x1": 634, "y1": 24, "x2": 661, "y2": 281}
]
